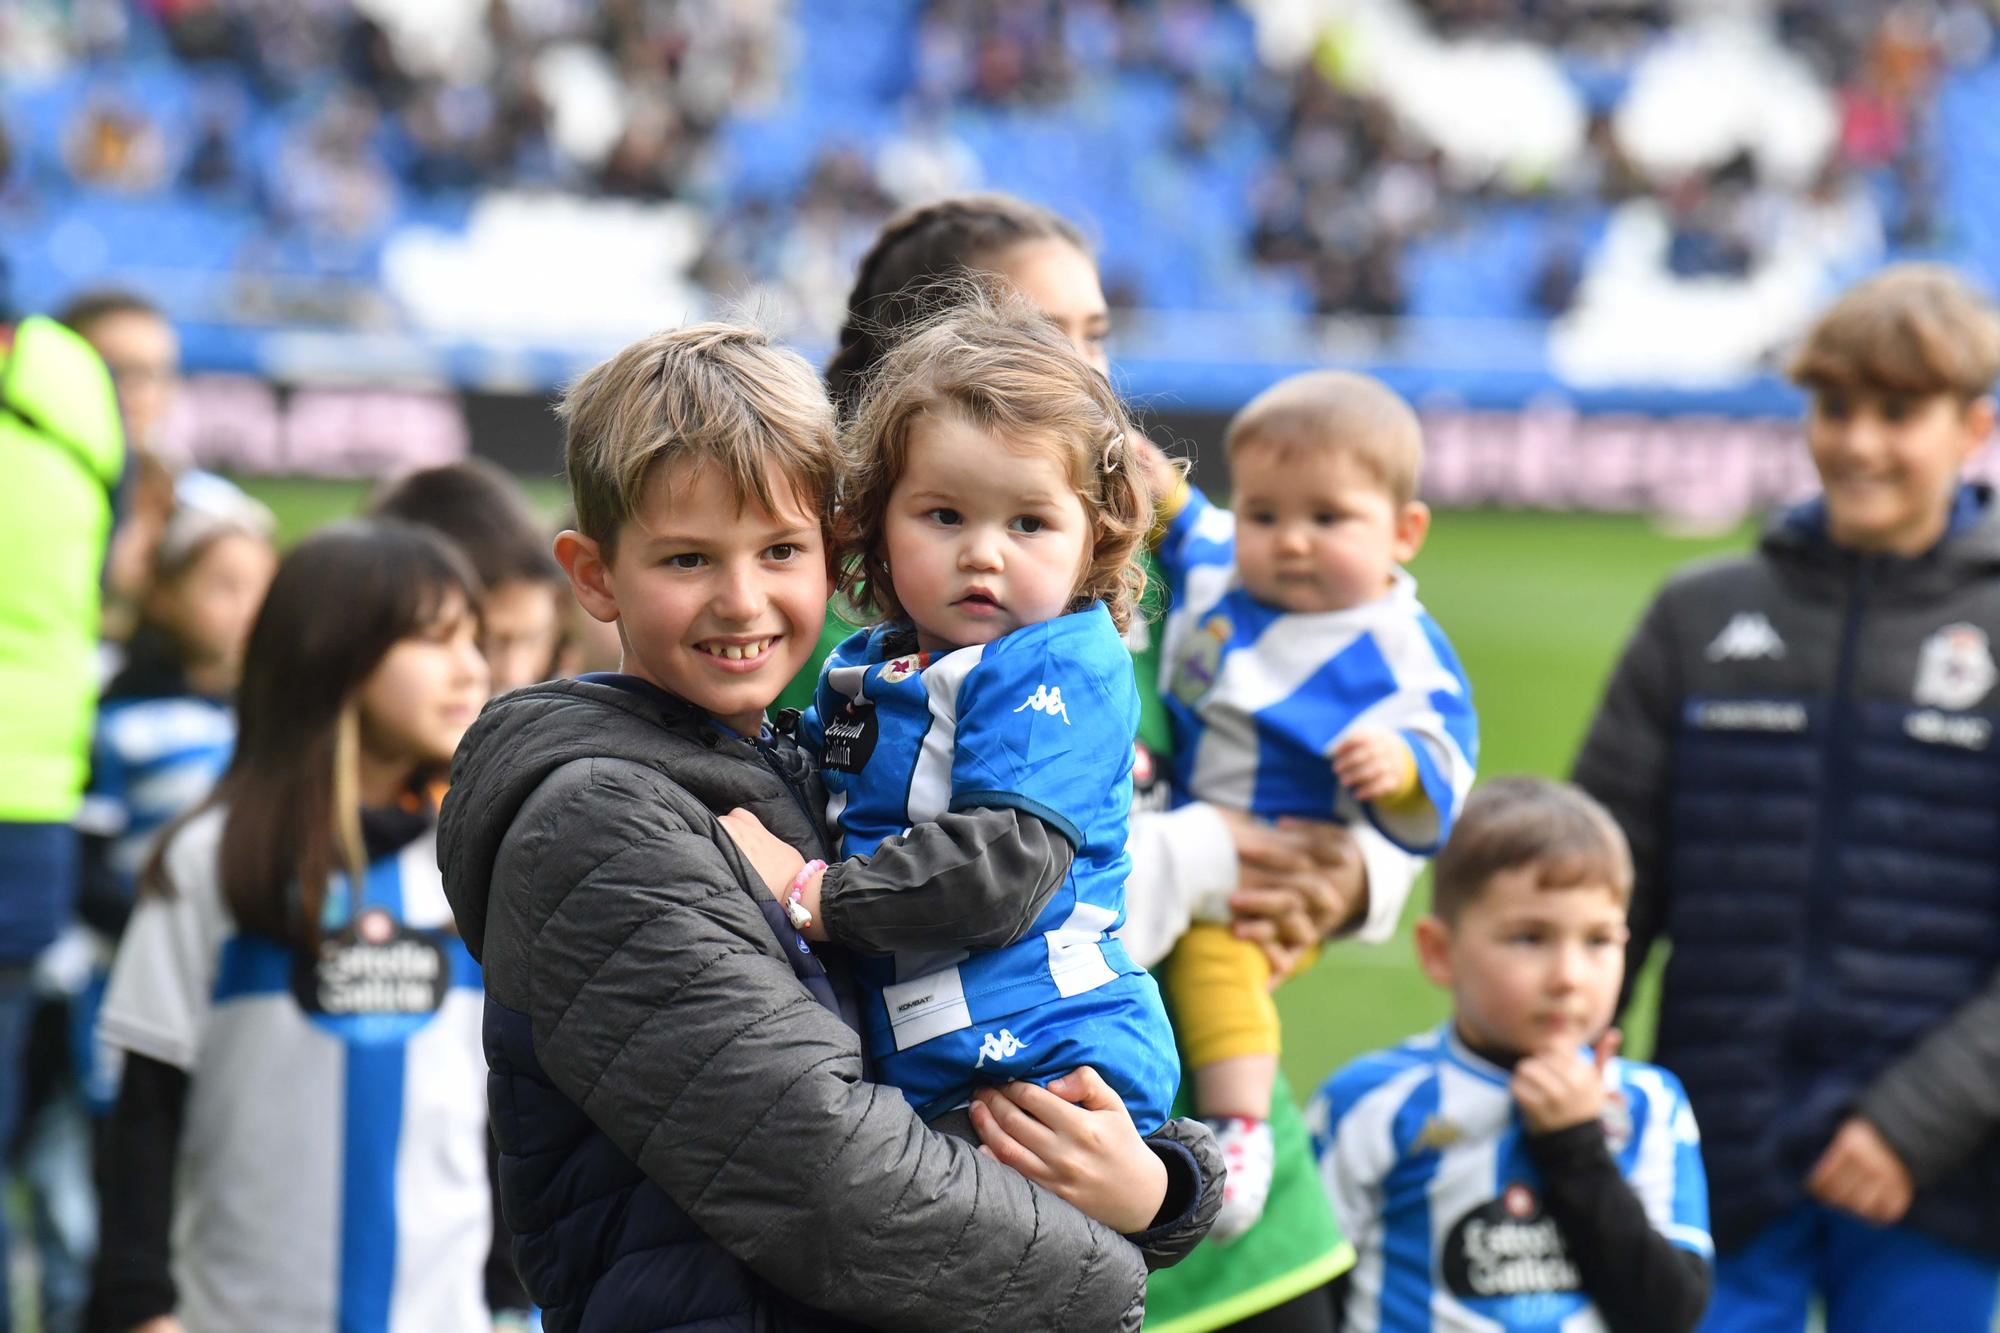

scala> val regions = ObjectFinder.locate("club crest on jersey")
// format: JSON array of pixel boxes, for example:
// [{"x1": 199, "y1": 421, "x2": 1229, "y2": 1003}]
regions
[
  {"x1": 1170, "y1": 614, "x2": 1232, "y2": 706},
  {"x1": 1913, "y1": 623, "x2": 1998, "y2": 710},
  {"x1": 1599, "y1": 1089, "x2": 1632, "y2": 1154},
  {"x1": 879, "y1": 653, "x2": 930, "y2": 685}
]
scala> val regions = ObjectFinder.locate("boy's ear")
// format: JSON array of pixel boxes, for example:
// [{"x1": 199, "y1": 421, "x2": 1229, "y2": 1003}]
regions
[
  {"x1": 554, "y1": 530, "x2": 619, "y2": 625},
  {"x1": 1392, "y1": 500, "x2": 1431, "y2": 565},
  {"x1": 1963, "y1": 395, "x2": 1997, "y2": 456},
  {"x1": 1413, "y1": 913, "x2": 1454, "y2": 990}
]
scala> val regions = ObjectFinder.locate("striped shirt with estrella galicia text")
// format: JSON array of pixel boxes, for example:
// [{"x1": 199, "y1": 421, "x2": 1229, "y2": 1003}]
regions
[
  {"x1": 1309, "y1": 1025, "x2": 1711, "y2": 1333},
  {"x1": 97, "y1": 806, "x2": 492, "y2": 1333}
]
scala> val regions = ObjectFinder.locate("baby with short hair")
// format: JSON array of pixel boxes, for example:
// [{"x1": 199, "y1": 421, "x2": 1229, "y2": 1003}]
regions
[{"x1": 1156, "y1": 369, "x2": 1479, "y2": 1238}]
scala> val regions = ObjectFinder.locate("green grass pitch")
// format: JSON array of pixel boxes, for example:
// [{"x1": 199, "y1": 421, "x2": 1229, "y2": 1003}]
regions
[{"x1": 242, "y1": 478, "x2": 1752, "y2": 1095}]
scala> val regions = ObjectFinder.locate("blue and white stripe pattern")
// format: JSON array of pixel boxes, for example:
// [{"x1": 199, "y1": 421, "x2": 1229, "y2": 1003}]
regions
[
  {"x1": 97, "y1": 808, "x2": 492, "y2": 1333},
  {"x1": 1158, "y1": 488, "x2": 1478, "y2": 853},
  {"x1": 1309, "y1": 1025, "x2": 1712, "y2": 1333},
  {"x1": 78, "y1": 694, "x2": 235, "y2": 892},
  {"x1": 806, "y1": 605, "x2": 1179, "y2": 1131}
]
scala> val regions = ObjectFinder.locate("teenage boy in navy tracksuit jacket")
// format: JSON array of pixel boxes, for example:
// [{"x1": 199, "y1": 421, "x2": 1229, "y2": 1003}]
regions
[{"x1": 1575, "y1": 264, "x2": 2000, "y2": 1333}]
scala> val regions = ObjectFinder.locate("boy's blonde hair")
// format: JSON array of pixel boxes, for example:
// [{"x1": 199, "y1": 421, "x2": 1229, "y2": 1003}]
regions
[
  {"x1": 1226, "y1": 370, "x2": 1424, "y2": 507},
  {"x1": 1431, "y1": 777, "x2": 1633, "y2": 924},
  {"x1": 558, "y1": 323, "x2": 838, "y2": 554},
  {"x1": 1789, "y1": 264, "x2": 2000, "y2": 401},
  {"x1": 835, "y1": 291, "x2": 1150, "y2": 631}
]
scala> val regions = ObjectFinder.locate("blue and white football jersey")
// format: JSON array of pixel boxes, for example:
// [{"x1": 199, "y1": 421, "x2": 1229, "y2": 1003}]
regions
[
  {"x1": 1158, "y1": 488, "x2": 1478, "y2": 853},
  {"x1": 98, "y1": 807, "x2": 492, "y2": 1333},
  {"x1": 805, "y1": 605, "x2": 1178, "y2": 1131},
  {"x1": 80, "y1": 692, "x2": 235, "y2": 893},
  {"x1": 1309, "y1": 1025, "x2": 1712, "y2": 1333}
]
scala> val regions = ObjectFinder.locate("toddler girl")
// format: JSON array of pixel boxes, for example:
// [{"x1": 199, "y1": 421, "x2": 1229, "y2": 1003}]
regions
[{"x1": 799, "y1": 295, "x2": 1179, "y2": 1133}]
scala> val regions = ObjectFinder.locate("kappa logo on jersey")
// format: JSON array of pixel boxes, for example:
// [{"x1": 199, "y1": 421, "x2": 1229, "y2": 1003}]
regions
[
  {"x1": 880, "y1": 653, "x2": 929, "y2": 685},
  {"x1": 1914, "y1": 622, "x2": 1999, "y2": 710},
  {"x1": 1411, "y1": 1114, "x2": 1464, "y2": 1152},
  {"x1": 974, "y1": 1028, "x2": 1028, "y2": 1068},
  {"x1": 1706, "y1": 612, "x2": 1786, "y2": 663},
  {"x1": 1013, "y1": 684, "x2": 1071, "y2": 724}
]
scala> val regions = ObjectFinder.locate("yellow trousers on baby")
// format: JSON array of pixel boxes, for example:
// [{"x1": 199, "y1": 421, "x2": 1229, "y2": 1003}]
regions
[{"x1": 1164, "y1": 923, "x2": 1283, "y2": 1068}]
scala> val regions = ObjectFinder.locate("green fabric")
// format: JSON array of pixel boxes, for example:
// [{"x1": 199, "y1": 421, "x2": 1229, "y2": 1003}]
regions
[
  {"x1": 1132, "y1": 548, "x2": 1173, "y2": 757},
  {"x1": 1142, "y1": 1068, "x2": 1352, "y2": 1332},
  {"x1": 775, "y1": 606, "x2": 861, "y2": 715},
  {"x1": 0, "y1": 316, "x2": 122, "y2": 821}
]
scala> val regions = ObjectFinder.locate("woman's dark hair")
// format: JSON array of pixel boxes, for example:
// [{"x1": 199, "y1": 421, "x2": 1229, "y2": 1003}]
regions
[
  {"x1": 367, "y1": 459, "x2": 561, "y2": 590},
  {"x1": 825, "y1": 193, "x2": 1088, "y2": 418},
  {"x1": 142, "y1": 519, "x2": 481, "y2": 952}
]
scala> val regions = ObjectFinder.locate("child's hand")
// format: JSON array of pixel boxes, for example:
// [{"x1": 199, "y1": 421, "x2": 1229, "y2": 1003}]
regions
[
  {"x1": 1511, "y1": 1029, "x2": 1620, "y2": 1134},
  {"x1": 1808, "y1": 1116, "x2": 1914, "y2": 1224},
  {"x1": 717, "y1": 806, "x2": 805, "y2": 899},
  {"x1": 1331, "y1": 728, "x2": 1417, "y2": 803},
  {"x1": 969, "y1": 1067, "x2": 1169, "y2": 1236}
]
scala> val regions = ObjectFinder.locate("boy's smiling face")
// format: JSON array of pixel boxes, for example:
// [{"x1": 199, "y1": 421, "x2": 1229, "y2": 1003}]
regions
[
  {"x1": 559, "y1": 457, "x2": 828, "y2": 735},
  {"x1": 1806, "y1": 386, "x2": 1994, "y2": 556}
]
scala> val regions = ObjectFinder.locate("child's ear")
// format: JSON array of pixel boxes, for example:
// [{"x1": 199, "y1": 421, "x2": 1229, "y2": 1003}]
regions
[
  {"x1": 1962, "y1": 395, "x2": 1997, "y2": 456},
  {"x1": 554, "y1": 530, "x2": 619, "y2": 625},
  {"x1": 1391, "y1": 500, "x2": 1431, "y2": 565},
  {"x1": 1413, "y1": 913, "x2": 1454, "y2": 990}
]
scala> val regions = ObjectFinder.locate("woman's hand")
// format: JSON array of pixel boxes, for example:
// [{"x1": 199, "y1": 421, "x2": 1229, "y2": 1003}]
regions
[
  {"x1": 1215, "y1": 808, "x2": 1368, "y2": 980},
  {"x1": 969, "y1": 1067, "x2": 1168, "y2": 1235}
]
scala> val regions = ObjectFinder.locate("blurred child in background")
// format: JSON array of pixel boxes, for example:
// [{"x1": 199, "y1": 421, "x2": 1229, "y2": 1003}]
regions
[
  {"x1": 1152, "y1": 370, "x2": 1477, "y2": 1240},
  {"x1": 12, "y1": 478, "x2": 273, "y2": 1333},
  {"x1": 1576, "y1": 263, "x2": 2000, "y2": 1331},
  {"x1": 369, "y1": 459, "x2": 570, "y2": 694},
  {"x1": 57, "y1": 291, "x2": 183, "y2": 650},
  {"x1": 87, "y1": 519, "x2": 526, "y2": 1333}
]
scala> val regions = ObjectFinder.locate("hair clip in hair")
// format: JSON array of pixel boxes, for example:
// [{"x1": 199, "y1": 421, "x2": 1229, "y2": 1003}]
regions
[{"x1": 1102, "y1": 432, "x2": 1126, "y2": 472}]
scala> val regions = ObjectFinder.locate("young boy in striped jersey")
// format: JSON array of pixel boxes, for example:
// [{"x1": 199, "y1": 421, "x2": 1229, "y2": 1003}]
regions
[
  {"x1": 1155, "y1": 370, "x2": 1477, "y2": 1237},
  {"x1": 1310, "y1": 778, "x2": 1712, "y2": 1332}
]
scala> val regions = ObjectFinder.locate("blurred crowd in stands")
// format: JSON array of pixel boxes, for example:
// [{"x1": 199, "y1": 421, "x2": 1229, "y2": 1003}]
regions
[{"x1": 0, "y1": 0, "x2": 1995, "y2": 374}]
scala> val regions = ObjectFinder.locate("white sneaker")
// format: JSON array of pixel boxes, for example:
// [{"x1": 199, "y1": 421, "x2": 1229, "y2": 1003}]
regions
[{"x1": 1205, "y1": 1116, "x2": 1274, "y2": 1244}]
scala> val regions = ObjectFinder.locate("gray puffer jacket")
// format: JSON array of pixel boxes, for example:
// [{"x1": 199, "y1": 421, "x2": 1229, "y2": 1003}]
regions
[{"x1": 441, "y1": 677, "x2": 1209, "y2": 1332}]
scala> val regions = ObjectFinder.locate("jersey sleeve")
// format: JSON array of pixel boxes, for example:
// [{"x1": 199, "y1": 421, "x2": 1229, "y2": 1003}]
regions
[
  {"x1": 1155, "y1": 485, "x2": 1237, "y2": 604},
  {"x1": 948, "y1": 615, "x2": 1138, "y2": 849},
  {"x1": 97, "y1": 827, "x2": 227, "y2": 1072},
  {"x1": 1346, "y1": 613, "x2": 1479, "y2": 855},
  {"x1": 1307, "y1": 1058, "x2": 1409, "y2": 1253},
  {"x1": 1627, "y1": 1065, "x2": 1714, "y2": 1259}
]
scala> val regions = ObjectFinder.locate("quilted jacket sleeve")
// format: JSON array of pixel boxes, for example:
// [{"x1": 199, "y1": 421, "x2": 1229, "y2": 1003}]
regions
[
  {"x1": 818, "y1": 806, "x2": 1072, "y2": 955},
  {"x1": 510, "y1": 760, "x2": 1148, "y2": 1333},
  {"x1": 1859, "y1": 966, "x2": 2000, "y2": 1186},
  {"x1": 1572, "y1": 587, "x2": 1682, "y2": 1013}
]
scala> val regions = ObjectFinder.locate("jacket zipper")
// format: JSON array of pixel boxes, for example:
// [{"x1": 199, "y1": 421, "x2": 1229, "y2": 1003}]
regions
[
  {"x1": 1802, "y1": 555, "x2": 1872, "y2": 1011},
  {"x1": 752, "y1": 734, "x2": 834, "y2": 855}
]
